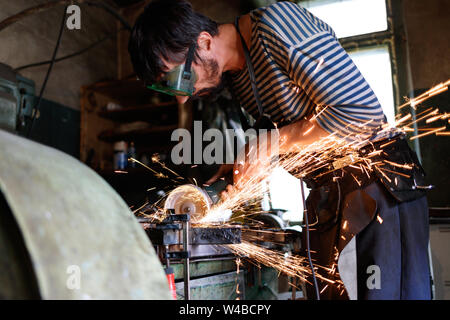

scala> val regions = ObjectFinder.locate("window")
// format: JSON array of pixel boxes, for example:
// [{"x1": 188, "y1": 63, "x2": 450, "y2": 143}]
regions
[
  {"x1": 349, "y1": 45, "x2": 395, "y2": 125},
  {"x1": 262, "y1": 167, "x2": 308, "y2": 222},
  {"x1": 300, "y1": 0, "x2": 388, "y2": 38},
  {"x1": 300, "y1": 0, "x2": 397, "y2": 125}
]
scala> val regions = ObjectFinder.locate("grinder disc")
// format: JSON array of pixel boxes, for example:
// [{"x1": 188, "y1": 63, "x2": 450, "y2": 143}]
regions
[{"x1": 164, "y1": 184, "x2": 212, "y2": 221}]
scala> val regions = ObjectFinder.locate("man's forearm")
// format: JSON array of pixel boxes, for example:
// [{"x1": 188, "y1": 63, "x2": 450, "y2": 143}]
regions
[
  {"x1": 233, "y1": 118, "x2": 330, "y2": 184},
  {"x1": 277, "y1": 118, "x2": 330, "y2": 153}
]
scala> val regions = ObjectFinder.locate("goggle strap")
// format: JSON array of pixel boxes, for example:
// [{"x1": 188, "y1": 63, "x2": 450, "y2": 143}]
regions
[{"x1": 183, "y1": 44, "x2": 196, "y2": 79}]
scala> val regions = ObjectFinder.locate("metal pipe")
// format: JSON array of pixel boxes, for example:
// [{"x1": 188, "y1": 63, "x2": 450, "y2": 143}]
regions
[
  {"x1": 183, "y1": 220, "x2": 190, "y2": 300},
  {"x1": 165, "y1": 245, "x2": 170, "y2": 268}
]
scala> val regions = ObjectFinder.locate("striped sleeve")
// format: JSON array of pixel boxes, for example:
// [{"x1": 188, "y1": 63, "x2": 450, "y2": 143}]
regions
[
  {"x1": 258, "y1": 2, "x2": 387, "y2": 141},
  {"x1": 288, "y1": 32, "x2": 386, "y2": 140}
]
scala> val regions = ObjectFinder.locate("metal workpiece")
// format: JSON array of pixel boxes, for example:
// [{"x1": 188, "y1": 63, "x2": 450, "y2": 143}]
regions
[
  {"x1": 0, "y1": 130, "x2": 171, "y2": 300},
  {"x1": 145, "y1": 224, "x2": 242, "y2": 246},
  {"x1": 190, "y1": 227, "x2": 241, "y2": 245}
]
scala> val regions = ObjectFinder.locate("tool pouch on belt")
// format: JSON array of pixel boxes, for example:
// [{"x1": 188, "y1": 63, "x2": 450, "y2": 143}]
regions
[
  {"x1": 304, "y1": 166, "x2": 377, "y2": 234},
  {"x1": 364, "y1": 134, "x2": 428, "y2": 203},
  {"x1": 303, "y1": 134, "x2": 428, "y2": 231},
  {"x1": 304, "y1": 182, "x2": 341, "y2": 233}
]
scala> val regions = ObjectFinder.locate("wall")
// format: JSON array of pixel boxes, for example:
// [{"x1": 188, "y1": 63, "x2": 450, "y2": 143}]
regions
[
  {"x1": 402, "y1": 0, "x2": 450, "y2": 207},
  {"x1": 0, "y1": 0, "x2": 118, "y2": 111},
  {"x1": 404, "y1": 0, "x2": 450, "y2": 90},
  {"x1": 190, "y1": 0, "x2": 249, "y2": 23},
  {"x1": 117, "y1": 0, "x2": 246, "y2": 79}
]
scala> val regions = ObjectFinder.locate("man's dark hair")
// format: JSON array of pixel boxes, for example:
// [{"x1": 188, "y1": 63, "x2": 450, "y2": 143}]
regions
[{"x1": 128, "y1": 0, "x2": 219, "y2": 84}]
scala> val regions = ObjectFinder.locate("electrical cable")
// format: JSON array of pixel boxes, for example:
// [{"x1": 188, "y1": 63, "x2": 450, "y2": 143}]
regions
[
  {"x1": 14, "y1": 28, "x2": 126, "y2": 72},
  {"x1": 299, "y1": 178, "x2": 320, "y2": 300},
  {"x1": 26, "y1": 6, "x2": 67, "y2": 138},
  {"x1": 0, "y1": 0, "x2": 131, "y2": 33},
  {"x1": 0, "y1": 0, "x2": 133, "y2": 136}
]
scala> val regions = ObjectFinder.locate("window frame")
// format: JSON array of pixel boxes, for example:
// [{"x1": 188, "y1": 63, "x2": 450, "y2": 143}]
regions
[
  {"x1": 297, "y1": 0, "x2": 400, "y2": 112},
  {"x1": 296, "y1": 0, "x2": 421, "y2": 157}
]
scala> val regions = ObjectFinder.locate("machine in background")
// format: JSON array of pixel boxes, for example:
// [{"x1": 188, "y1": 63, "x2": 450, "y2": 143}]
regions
[{"x1": 0, "y1": 63, "x2": 35, "y2": 133}]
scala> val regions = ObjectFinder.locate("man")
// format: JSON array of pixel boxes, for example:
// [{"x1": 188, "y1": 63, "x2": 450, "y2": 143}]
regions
[{"x1": 128, "y1": 0, "x2": 431, "y2": 299}]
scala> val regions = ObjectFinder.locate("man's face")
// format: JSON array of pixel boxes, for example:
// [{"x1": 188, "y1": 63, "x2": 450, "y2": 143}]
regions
[{"x1": 162, "y1": 52, "x2": 223, "y2": 104}]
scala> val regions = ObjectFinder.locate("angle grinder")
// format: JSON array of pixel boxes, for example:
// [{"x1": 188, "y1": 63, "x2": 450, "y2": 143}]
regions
[{"x1": 163, "y1": 180, "x2": 231, "y2": 223}]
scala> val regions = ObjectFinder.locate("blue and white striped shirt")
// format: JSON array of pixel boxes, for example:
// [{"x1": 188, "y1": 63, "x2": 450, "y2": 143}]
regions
[{"x1": 231, "y1": 1, "x2": 389, "y2": 142}]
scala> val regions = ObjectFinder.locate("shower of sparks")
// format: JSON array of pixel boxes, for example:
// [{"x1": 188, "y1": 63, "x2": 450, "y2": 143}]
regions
[
  {"x1": 132, "y1": 201, "x2": 149, "y2": 214},
  {"x1": 226, "y1": 241, "x2": 338, "y2": 286},
  {"x1": 410, "y1": 126, "x2": 446, "y2": 140},
  {"x1": 313, "y1": 58, "x2": 324, "y2": 74},
  {"x1": 235, "y1": 257, "x2": 242, "y2": 300},
  {"x1": 203, "y1": 128, "x2": 371, "y2": 224},
  {"x1": 192, "y1": 79, "x2": 449, "y2": 289},
  {"x1": 377, "y1": 215, "x2": 383, "y2": 224},
  {"x1": 133, "y1": 79, "x2": 449, "y2": 294},
  {"x1": 398, "y1": 80, "x2": 450, "y2": 110},
  {"x1": 202, "y1": 79, "x2": 450, "y2": 224},
  {"x1": 241, "y1": 228, "x2": 289, "y2": 245},
  {"x1": 151, "y1": 154, "x2": 184, "y2": 179},
  {"x1": 129, "y1": 157, "x2": 163, "y2": 176},
  {"x1": 342, "y1": 220, "x2": 348, "y2": 230},
  {"x1": 128, "y1": 157, "x2": 185, "y2": 186}
]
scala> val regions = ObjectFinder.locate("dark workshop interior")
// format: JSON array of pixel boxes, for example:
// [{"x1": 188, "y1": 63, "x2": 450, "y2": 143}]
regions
[{"x1": 0, "y1": 0, "x2": 449, "y2": 302}]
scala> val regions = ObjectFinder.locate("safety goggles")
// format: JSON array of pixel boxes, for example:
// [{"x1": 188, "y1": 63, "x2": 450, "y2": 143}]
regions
[{"x1": 147, "y1": 44, "x2": 197, "y2": 97}]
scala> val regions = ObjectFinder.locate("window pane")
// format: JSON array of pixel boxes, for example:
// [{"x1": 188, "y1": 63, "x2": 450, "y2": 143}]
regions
[
  {"x1": 299, "y1": 0, "x2": 388, "y2": 38},
  {"x1": 348, "y1": 45, "x2": 395, "y2": 126},
  {"x1": 263, "y1": 167, "x2": 308, "y2": 222}
]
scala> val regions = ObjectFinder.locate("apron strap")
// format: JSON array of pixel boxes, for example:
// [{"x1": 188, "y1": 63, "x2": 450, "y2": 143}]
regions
[{"x1": 234, "y1": 16, "x2": 265, "y2": 118}]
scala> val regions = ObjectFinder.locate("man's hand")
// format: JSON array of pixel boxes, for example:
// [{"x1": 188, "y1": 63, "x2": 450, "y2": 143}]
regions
[
  {"x1": 219, "y1": 140, "x2": 272, "y2": 200},
  {"x1": 219, "y1": 183, "x2": 234, "y2": 200},
  {"x1": 205, "y1": 164, "x2": 237, "y2": 202}
]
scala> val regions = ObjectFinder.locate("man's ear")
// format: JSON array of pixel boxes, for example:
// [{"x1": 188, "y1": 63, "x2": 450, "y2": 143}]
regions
[{"x1": 196, "y1": 31, "x2": 213, "y2": 52}]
